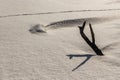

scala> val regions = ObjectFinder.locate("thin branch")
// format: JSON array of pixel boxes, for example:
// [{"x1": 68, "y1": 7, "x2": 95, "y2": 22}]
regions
[
  {"x1": 78, "y1": 21, "x2": 104, "y2": 56},
  {"x1": 89, "y1": 23, "x2": 95, "y2": 44},
  {"x1": 78, "y1": 21, "x2": 92, "y2": 46},
  {"x1": 78, "y1": 21, "x2": 86, "y2": 32}
]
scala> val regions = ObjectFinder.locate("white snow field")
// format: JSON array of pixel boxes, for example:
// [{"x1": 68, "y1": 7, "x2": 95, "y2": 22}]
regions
[{"x1": 0, "y1": 0, "x2": 120, "y2": 80}]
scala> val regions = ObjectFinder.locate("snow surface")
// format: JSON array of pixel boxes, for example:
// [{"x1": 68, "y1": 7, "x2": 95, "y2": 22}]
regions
[{"x1": 0, "y1": 0, "x2": 120, "y2": 80}]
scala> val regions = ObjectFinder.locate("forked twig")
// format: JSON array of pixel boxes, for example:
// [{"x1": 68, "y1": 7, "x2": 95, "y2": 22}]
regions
[{"x1": 78, "y1": 21, "x2": 104, "y2": 56}]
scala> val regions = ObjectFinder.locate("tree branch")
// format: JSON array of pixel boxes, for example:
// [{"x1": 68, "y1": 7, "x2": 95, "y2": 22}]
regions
[
  {"x1": 78, "y1": 21, "x2": 104, "y2": 56},
  {"x1": 89, "y1": 23, "x2": 95, "y2": 44}
]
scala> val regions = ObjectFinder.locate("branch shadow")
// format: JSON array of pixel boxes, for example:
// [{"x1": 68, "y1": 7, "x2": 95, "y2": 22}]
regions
[{"x1": 66, "y1": 54, "x2": 95, "y2": 71}]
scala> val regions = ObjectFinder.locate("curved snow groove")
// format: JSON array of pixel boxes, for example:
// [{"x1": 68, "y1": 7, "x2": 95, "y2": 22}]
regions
[{"x1": 0, "y1": 8, "x2": 120, "y2": 18}]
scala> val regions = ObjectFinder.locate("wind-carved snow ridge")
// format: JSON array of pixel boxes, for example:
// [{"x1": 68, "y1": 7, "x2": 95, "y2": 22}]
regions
[
  {"x1": 28, "y1": 16, "x2": 119, "y2": 34},
  {"x1": 45, "y1": 16, "x2": 119, "y2": 29},
  {"x1": 29, "y1": 24, "x2": 46, "y2": 34}
]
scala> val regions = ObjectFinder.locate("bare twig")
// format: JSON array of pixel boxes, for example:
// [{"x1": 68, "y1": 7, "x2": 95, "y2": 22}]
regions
[
  {"x1": 78, "y1": 21, "x2": 104, "y2": 56},
  {"x1": 89, "y1": 23, "x2": 95, "y2": 44}
]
